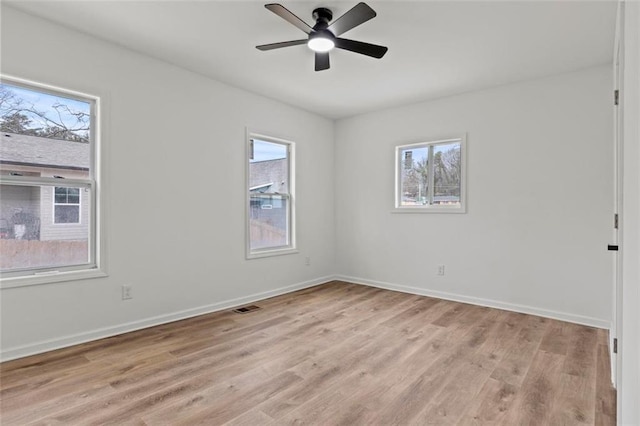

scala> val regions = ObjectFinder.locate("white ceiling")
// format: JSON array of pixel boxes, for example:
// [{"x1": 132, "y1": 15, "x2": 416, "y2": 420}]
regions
[{"x1": 6, "y1": 1, "x2": 616, "y2": 119}]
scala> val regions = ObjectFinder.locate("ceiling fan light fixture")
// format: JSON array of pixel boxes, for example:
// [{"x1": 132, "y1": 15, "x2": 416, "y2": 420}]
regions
[
  {"x1": 256, "y1": 3, "x2": 388, "y2": 71},
  {"x1": 308, "y1": 35, "x2": 335, "y2": 52}
]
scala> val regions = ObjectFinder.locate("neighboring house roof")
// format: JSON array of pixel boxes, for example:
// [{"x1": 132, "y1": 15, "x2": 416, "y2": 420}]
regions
[{"x1": 0, "y1": 132, "x2": 89, "y2": 170}]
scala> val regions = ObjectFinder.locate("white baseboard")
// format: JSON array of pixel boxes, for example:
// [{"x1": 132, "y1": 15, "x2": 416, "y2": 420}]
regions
[
  {"x1": 0, "y1": 275, "x2": 336, "y2": 362},
  {"x1": 2, "y1": 274, "x2": 610, "y2": 362},
  {"x1": 336, "y1": 275, "x2": 611, "y2": 330}
]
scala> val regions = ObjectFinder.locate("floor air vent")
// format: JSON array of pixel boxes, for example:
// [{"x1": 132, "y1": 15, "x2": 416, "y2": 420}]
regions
[{"x1": 232, "y1": 305, "x2": 261, "y2": 314}]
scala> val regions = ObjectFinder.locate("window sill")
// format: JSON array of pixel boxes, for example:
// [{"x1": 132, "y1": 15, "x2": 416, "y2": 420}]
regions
[
  {"x1": 392, "y1": 206, "x2": 466, "y2": 214},
  {"x1": 0, "y1": 268, "x2": 107, "y2": 289},
  {"x1": 246, "y1": 247, "x2": 299, "y2": 260}
]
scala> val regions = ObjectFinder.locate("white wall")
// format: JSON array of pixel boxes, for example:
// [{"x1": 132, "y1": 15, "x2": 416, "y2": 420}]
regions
[
  {"x1": 620, "y1": 1, "x2": 640, "y2": 423},
  {"x1": 0, "y1": 7, "x2": 335, "y2": 359},
  {"x1": 0, "y1": 5, "x2": 618, "y2": 364},
  {"x1": 335, "y1": 66, "x2": 614, "y2": 327}
]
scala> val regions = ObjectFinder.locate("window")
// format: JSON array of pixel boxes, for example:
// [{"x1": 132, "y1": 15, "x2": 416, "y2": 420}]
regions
[
  {"x1": 54, "y1": 187, "x2": 81, "y2": 224},
  {"x1": 0, "y1": 75, "x2": 103, "y2": 286},
  {"x1": 395, "y1": 135, "x2": 466, "y2": 212},
  {"x1": 246, "y1": 133, "x2": 296, "y2": 258}
]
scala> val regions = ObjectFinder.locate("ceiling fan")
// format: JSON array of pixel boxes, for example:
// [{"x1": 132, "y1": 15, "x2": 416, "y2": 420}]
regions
[{"x1": 256, "y1": 2, "x2": 388, "y2": 71}]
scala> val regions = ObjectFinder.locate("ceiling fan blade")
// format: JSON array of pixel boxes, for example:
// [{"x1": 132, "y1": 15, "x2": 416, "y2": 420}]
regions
[
  {"x1": 327, "y1": 2, "x2": 376, "y2": 36},
  {"x1": 335, "y1": 38, "x2": 388, "y2": 58},
  {"x1": 315, "y1": 52, "x2": 330, "y2": 71},
  {"x1": 256, "y1": 39, "x2": 307, "y2": 51},
  {"x1": 265, "y1": 4, "x2": 312, "y2": 34}
]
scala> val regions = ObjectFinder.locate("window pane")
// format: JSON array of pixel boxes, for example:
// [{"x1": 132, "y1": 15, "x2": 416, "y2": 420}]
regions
[
  {"x1": 396, "y1": 137, "x2": 465, "y2": 211},
  {"x1": 55, "y1": 187, "x2": 67, "y2": 203},
  {"x1": 433, "y1": 142, "x2": 461, "y2": 205},
  {"x1": 248, "y1": 137, "x2": 292, "y2": 254},
  {"x1": 55, "y1": 206, "x2": 80, "y2": 223},
  {"x1": 0, "y1": 78, "x2": 98, "y2": 279},
  {"x1": 0, "y1": 184, "x2": 90, "y2": 272},
  {"x1": 249, "y1": 139, "x2": 289, "y2": 194},
  {"x1": 0, "y1": 83, "x2": 91, "y2": 179},
  {"x1": 67, "y1": 188, "x2": 80, "y2": 204},
  {"x1": 400, "y1": 146, "x2": 429, "y2": 206},
  {"x1": 249, "y1": 195, "x2": 288, "y2": 250}
]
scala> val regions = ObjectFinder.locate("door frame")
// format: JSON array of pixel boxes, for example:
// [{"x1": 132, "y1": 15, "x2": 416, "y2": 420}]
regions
[{"x1": 612, "y1": 0, "x2": 625, "y2": 390}]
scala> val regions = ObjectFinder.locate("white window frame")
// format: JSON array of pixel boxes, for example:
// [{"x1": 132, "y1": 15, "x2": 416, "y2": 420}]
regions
[
  {"x1": 394, "y1": 134, "x2": 467, "y2": 213},
  {"x1": 53, "y1": 186, "x2": 81, "y2": 224},
  {"x1": 0, "y1": 75, "x2": 106, "y2": 288},
  {"x1": 246, "y1": 131, "x2": 297, "y2": 259}
]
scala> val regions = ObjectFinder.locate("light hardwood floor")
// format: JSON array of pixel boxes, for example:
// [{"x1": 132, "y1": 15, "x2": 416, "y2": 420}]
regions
[{"x1": 0, "y1": 281, "x2": 616, "y2": 425}]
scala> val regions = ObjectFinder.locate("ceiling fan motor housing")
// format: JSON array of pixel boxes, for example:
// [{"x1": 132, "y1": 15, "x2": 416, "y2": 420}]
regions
[{"x1": 312, "y1": 7, "x2": 333, "y2": 30}]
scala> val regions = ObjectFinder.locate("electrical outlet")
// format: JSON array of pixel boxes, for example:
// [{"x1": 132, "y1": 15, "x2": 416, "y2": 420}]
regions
[
  {"x1": 122, "y1": 285, "x2": 133, "y2": 300},
  {"x1": 305, "y1": 256, "x2": 311, "y2": 266},
  {"x1": 437, "y1": 265, "x2": 445, "y2": 276}
]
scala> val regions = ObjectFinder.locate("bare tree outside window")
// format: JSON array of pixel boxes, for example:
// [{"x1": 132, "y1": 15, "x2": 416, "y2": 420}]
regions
[{"x1": 0, "y1": 84, "x2": 90, "y2": 142}]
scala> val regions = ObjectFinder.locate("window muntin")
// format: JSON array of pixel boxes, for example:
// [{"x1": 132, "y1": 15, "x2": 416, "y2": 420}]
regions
[
  {"x1": 247, "y1": 134, "x2": 295, "y2": 257},
  {"x1": 396, "y1": 136, "x2": 465, "y2": 212},
  {"x1": 0, "y1": 76, "x2": 100, "y2": 281}
]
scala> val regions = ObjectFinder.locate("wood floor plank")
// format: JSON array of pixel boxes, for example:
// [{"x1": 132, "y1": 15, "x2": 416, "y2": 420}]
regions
[
  {"x1": 261, "y1": 324, "x2": 446, "y2": 421},
  {"x1": 365, "y1": 310, "x2": 504, "y2": 425},
  {"x1": 454, "y1": 311, "x2": 532, "y2": 425},
  {"x1": 413, "y1": 311, "x2": 525, "y2": 425},
  {"x1": 222, "y1": 409, "x2": 274, "y2": 426},
  {"x1": 500, "y1": 349, "x2": 565, "y2": 425},
  {"x1": 328, "y1": 307, "x2": 502, "y2": 425},
  {"x1": 539, "y1": 319, "x2": 573, "y2": 355},
  {"x1": 547, "y1": 323, "x2": 599, "y2": 425},
  {"x1": 595, "y1": 340, "x2": 616, "y2": 426},
  {"x1": 456, "y1": 377, "x2": 518, "y2": 425},
  {"x1": 142, "y1": 329, "x2": 378, "y2": 424},
  {"x1": 489, "y1": 314, "x2": 549, "y2": 387},
  {"x1": 0, "y1": 352, "x2": 175, "y2": 412},
  {"x1": 0, "y1": 282, "x2": 616, "y2": 425}
]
